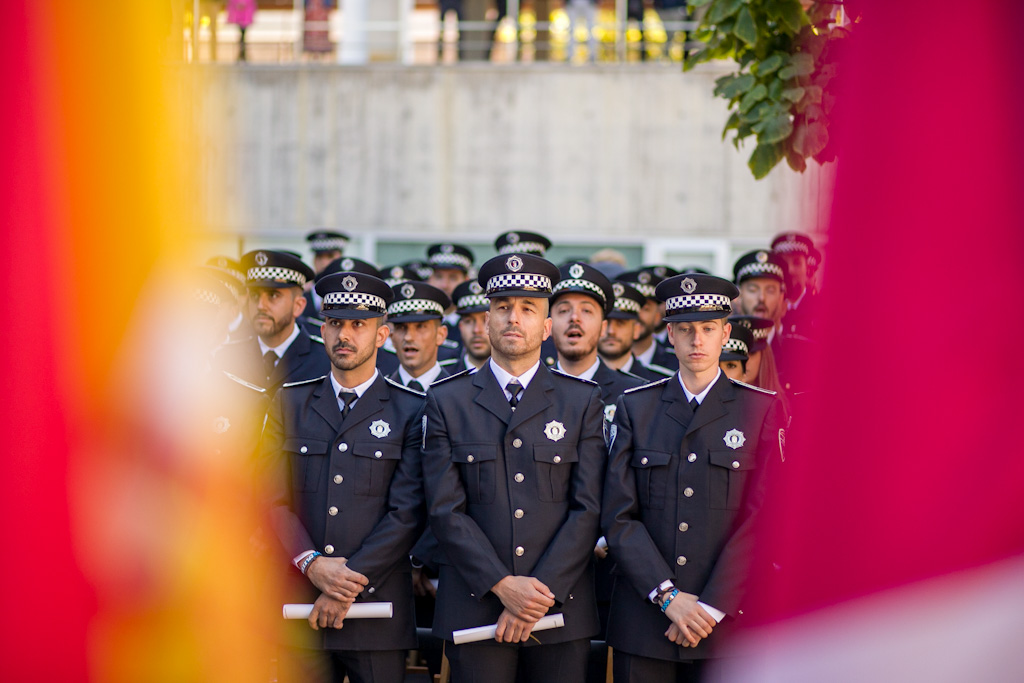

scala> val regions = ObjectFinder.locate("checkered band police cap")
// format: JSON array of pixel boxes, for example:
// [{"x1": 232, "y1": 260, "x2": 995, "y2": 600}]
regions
[
  {"x1": 607, "y1": 280, "x2": 645, "y2": 320},
  {"x1": 494, "y1": 231, "x2": 552, "y2": 257},
  {"x1": 191, "y1": 267, "x2": 234, "y2": 309},
  {"x1": 720, "y1": 323, "x2": 753, "y2": 361},
  {"x1": 315, "y1": 256, "x2": 381, "y2": 283},
  {"x1": 315, "y1": 272, "x2": 394, "y2": 319},
  {"x1": 206, "y1": 256, "x2": 246, "y2": 286},
  {"x1": 550, "y1": 262, "x2": 615, "y2": 316},
  {"x1": 381, "y1": 264, "x2": 425, "y2": 287},
  {"x1": 453, "y1": 280, "x2": 489, "y2": 314},
  {"x1": 771, "y1": 231, "x2": 814, "y2": 256},
  {"x1": 616, "y1": 268, "x2": 668, "y2": 301},
  {"x1": 732, "y1": 250, "x2": 787, "y2": 285},
  {"x1": 427, "y1": 243, "x2": 474, "y2": 273},
  {"x1": 306, "y1": 230, "x2": 350, "y2": 253},
  {"x1": 477, "y1": 253, "x2": 561, "y2": 299},
  {"x1": 242, "y1": 250, "x2": 315, "y2": 289},
  {"x1": 386, "y1": 281, "x2": 451, "y2": 322},
  {"x1": 728, "y1": 315, "x2": 773, "y2": 352},
  {"x1": 656, "y1": 274, "x2": 739, "y2": 323}
]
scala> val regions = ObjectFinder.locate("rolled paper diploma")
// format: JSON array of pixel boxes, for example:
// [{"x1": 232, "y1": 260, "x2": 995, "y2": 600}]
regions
[
  {"x1": 282, "y1": 602, "x2": 393, "y2": 619},
  {"x1": 452, "y1": 613, "x2": 565, "y2": 645}
]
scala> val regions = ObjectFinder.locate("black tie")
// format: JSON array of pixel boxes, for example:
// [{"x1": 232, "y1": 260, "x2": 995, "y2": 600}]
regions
[
  {"x1": 263, "y1": 350, "x2": 278, "y2": 381},
  {"x1": 407, "y1": 379, "x2": 424, "y2": 393},
  {"x1": 507, "y1": 380, "x2": 523, "y2": 410},
  {"x1": 339, "y1": 391, "x2": 357, "y2": 420},
  {"x1": 689, "y1": 398, "x2": 699, "y2": 415}
]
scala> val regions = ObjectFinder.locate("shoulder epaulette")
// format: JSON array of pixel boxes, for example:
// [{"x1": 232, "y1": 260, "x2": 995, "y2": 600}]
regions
[
  {"x1": 646, "y1": 363, "x2": 675, "y2": 377},
  {"x1": 439, "y1": 357, "x2": 459, "y2": 367},
  {"x1": 381, "y1": 345, "x2": 397, "y2": 355},
  {"x1": 729, "y1": 378, "x2": 778, "y2": 395},
  {"x1": 624, "y1": 376, "x2": 671, "y2": 394},
  {"x1": 618, "y1": 368, "x2": 645, "y2": 381},
  {"x1": 384, "y1": 375, "x2": 426, "y2": 396},
  {"x1": 431, "y1": 368, "x2": 471, "y2": 386},
  {"x1": 440, "y1": 339, "x2": 460, "y2": 349},
  {"x1": 308, "y1": 334, "x2": 325, "y2": 345},
  {"x1": 222, "y1": 371, "x2": 267, "y2": 393},
  {"x1": 549, "y1": 368, "x2": 598, "y2": 385},
  {"x1": 305, "y1": 316, "x2": 325, "y2": 325},
  {"x1": 281, "y1": 375, "x2": 327, "y2": 389}
]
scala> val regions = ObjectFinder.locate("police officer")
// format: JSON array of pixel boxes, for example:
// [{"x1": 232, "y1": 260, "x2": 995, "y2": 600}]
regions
[
  {"x1": 425, "y1": 242, "x2": 474, "y2": 348},
  {"x1": 550, "y1": 262, "x2": 644, "y2": 406},
  {"x1": 451, "y1": 279, "x2": 491, "y2": 372},
  {"x1": 422, "y1": 253, "x2": 606, "y2": 682},
  {"x1": 771, "y1": 231, "x2": 820, "y2": 337},
  {"x1": 494, "y1": 230, "x2": 552, "y2": 257},
  {"x1": 307, "y1": 230, "x2": 350, "y2": 274},
  {"x1": 261, "y1": 270, "x2": 427, "y2": 683},
  {"x1": 303, "y1": 256, "x2": 382, "y2": 338},
  {"x1": 214, "y1": 250, "x2": 329, "y2": 396},
  {"x1": 599, "y1": 281, "x2": 675, "y2": 383},
  {"x1": 615, "y1": 269, "x2": 679, "y2": 372},
  {"x1": 601, "y1": 273, "x2": 785, "y2": 683},
  {"x1": 718, "y1": 322, "x2": 753, "y2": 382},
  {"x1": 385, "y1": 281, "x2": 453, "y2": 391},
  {"x1": 206, "y1": 255, "x2": 253, "y2": 342}
]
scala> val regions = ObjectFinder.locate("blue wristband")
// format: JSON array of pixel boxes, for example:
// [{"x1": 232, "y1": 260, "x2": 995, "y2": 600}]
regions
[
  {"x1": 300, "y1": 551, "x2": 322, "y2": 575},
  {"x1": 660, "y1": 588, "x2": 680, "y2": 613}
]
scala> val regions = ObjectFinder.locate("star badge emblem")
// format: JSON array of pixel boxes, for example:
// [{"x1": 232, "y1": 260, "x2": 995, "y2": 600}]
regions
[
  {"x1": 544, "y1": 420, "x2": 566, "y2": 442},
  {"x1": 369, "y1": 420, "x2": 392, "y2": 439}
]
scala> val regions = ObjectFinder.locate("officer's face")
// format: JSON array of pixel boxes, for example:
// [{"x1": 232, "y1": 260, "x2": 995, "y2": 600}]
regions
[
  {"x1": 321, "y1": 316, "x2": 388, "y2": 371},
  {"x1": 778, "y1": 252, "x2": 808, "y2": 298},
  {"x1": 457, "y1": 311, "x2": 491, "y2": 362},
  {"x1": 248, "y1": 286, "x2": 305, "y2": 343},
  {"x1": 743, "y1": 349, "x2": 762, "y2": 385},
  {"x1": 389, "y1": 319, "x2": 447, "y2": 375},
  {"x1": 720, "y1": 359, "x2": 745, "y2": 381},
  {"x1": 313, "y1": 250, "x2": 342, "y2": 275},
  {"x1": 669, "y1": 319, "x2": 730, "y2": 375},
  {"x1": 636, "y1": 299, "x2": 659, "y2": 340},
  {"x1": 486, "y1": 296, "x2": 552, "y2": 361},
  {"x1": 551, "y1": 293, "x2": 606, "y2": 362},
  {"x1": 737, "y1": 277, "x2": 785, "y2": 324},
  {"x1": 427, "y1": 268, "x2": 467, "y2": 298},
  {"x1": 599, "y1": 317, "x2": 639, "y2": 361}
]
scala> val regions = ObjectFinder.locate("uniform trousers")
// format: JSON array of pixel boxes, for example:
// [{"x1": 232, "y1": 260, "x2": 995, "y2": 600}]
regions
[
  {"x1": 447, "y1": 637, "x2": 589, "y2": 683},
  {"x1": 612, "y1": 651, "x2": 724, "y2": 683},
  {"x1": 277, "y1": 646, "x2": 405, "y2": 683}
]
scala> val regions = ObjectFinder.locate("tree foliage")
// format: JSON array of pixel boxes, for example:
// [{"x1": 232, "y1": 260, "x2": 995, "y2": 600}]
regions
[{"x1": 685, "y1": 0, "x2": 854, "y2": 179}]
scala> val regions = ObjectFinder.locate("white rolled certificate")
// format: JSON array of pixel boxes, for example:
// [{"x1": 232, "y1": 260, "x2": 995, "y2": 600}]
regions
[
  {"x1": 282, "y1": 602, "x2": 393, "y2": 619},
  {"x1": 452, "y1": 613, "x2": 565, "y2": 645}
]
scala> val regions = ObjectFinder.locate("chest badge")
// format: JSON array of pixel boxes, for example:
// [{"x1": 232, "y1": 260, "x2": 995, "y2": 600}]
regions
[
  {"x1": 544, "y1": 420, "x2": 566, "y2": 442},
  {"x1": 213, "y1": 416, "x2": 231, "y2": 434},
  {"x1": 723, "y1": 429, "x2": 746, "y2": 450},
  {"x1": 369, "y1": 420, "x2": 391, "y2": 439}
]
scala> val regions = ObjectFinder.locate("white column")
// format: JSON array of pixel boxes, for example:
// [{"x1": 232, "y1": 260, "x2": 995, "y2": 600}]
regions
[{"x1": 339, "y1": 0, "x2": 369, "y2": 64}]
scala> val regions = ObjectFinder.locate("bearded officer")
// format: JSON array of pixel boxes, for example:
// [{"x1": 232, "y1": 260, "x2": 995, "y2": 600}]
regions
[
  {"x1": 214, "y1": 250, "x2": 329, "y2": 397},
  {"x1": 422, "y1": 253, "x2": 606, "y2": 682},
  {"x1": 601, "y1": 273, "x2": 785, "y2": 683},
  {"x1": 261, "y1": 270, "x2": 427, "y2": 683}
]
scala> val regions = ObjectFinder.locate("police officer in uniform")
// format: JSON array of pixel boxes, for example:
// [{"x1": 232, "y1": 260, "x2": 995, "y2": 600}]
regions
[
  {"x1": 550, "y1": 262, "x2": 644, "y2": 406},
  {"x1": 302, "y1": 256, "x2": 381, "y2": 338},
  {"x1": 425, "y1": 242, "x2": 475, "y2": 348},
  {"x1": 422, "y1": 253, "x2": 606, "y2": 682},
  {"x1": 599, "y1": 280, "x2": 675, "y2": 383},
  {"x1": 450, "y1": 279, "x2": 492, "y2": 372},
  {"x1": 261, "y1": 270, "x2": 427, "y2": 683},
  {"x1": 601, "y1": 273, "x2": 785, "y2": 683},
  {"x1": 770, "y1": 231, "x2": 819, "y2": 337},
  {"x1": 385, "y1": 281, "x2": 453, "y2": 391},
  {"x1": 494, "y1": 230, "x2": 552, "y2": 257},
  {"x1": 214, "y1": 250, "x2": 329, "y2": 397}
]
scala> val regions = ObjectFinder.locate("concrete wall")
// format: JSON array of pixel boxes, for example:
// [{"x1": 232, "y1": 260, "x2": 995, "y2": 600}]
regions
[{"x1": 181, "y1": 63, "x2": 833, "y2": 268}]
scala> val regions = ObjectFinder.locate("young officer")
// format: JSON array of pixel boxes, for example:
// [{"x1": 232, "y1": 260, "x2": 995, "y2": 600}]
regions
[{"x1": 601, "y1": 273, "x2": 785, "y2": 683}]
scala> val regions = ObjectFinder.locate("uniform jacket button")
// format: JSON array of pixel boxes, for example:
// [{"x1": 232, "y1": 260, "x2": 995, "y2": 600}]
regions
[
  {"x1": 334, "y1": 474, "x2": 343, "y2": 484},
  {"x1": 374, "y1": 450, "x2": 382, "y2": 458},
  {"x1": 338, "y1": 443, "x2": 348, "y2": 452},
  {"x1": 641, "y1": 457, "x2": 649, "y2": 465},
  {"x1": 688, "y1": 453, "x2": 697, "y2": 462},
  {"x1": 328, "y1": 506, "x2": 338, "y2": 516},
  {"x1": 467, "y1": 454, "x2": 475, "y2": 463},
  {"x1": 515, "y1": 473, "x2": 524, "y2": 483},
  {"x1": 324, "y1": 545, "x2": 334, "y2": 554},
  {"x1": 515, "y1": 546, "x2": 525, "y2": 557},
  {"x1": 512, "y1": 438, "x2": 522, "y2": 448},
  {"x1": 514, "y1": 509, "x2": 524, "y2": 519},
  {"x1": 732, "y1": 460, "x2": 740, "y2": 469},
  {"x1": 677, "y1": 556, "x2": 687, "y2": 566},
  {"x1": 678, "y1": 522, "x2": 689, "y2": 532},
  {"x1": 553, "y1": 455, "x2": 561, "y2": 464},
  {"x1": 683, "y1": 487, "x2": 694, "y2": 497},
  {"x1": 300, "y1": 446, "x2": 308, "y2": 453}
]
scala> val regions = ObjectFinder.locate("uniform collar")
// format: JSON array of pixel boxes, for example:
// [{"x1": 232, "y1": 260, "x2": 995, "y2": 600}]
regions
[
  {"x1": 678, "y1": 367, "x2": 722, "y2": 405},
  {"x1": 330, "y1": 368, "x2": 379, "y2": 399},
  {"x1": 555, "y1": 357, "x2": 601, "y2": 382},
  {"x1": 398, "y1": 362, "x2": 443, "y2": 388},
  {"x1": 257, "y1": 322, "x2": 300, "y2": 357},
  {"x1": 489, "y1": 357, "x2": 541, "y2": 397}
]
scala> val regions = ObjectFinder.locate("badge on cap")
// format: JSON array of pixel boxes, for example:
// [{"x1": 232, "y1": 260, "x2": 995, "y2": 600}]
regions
[
  {"x1": 638, "y1": 272, "x2": 651, "y2": 284},
  {"x1": 390, "y1": 266, "x2": 403, "y2": 278},
  {"x1": 756, "y1": 251, "x2": 768, "y2": 263},
  {"x1": 216, "y1": 257, "x2": 228, "y2": 268},
  {"x1": 442, "y1": 244, "x2": 454, "y2": 254},
  {"x1": 470, "y1": 281, "x2": 483, "y2": 294},
  {"x1": 255, "y1": 252, "x2": 269, "y2": 266},
  {"x1": 507, "y1": 255, "x2": 523, "y2": 273},
  {"x1": 213, "y1": 416, "x2": 231, "y2": 433},
  {"x1": 401, "y1": 283, "x2": 415, "y2": 299},
  {"x1": 342, "y1": 258, "x2": 354, "y2": 270},
  {"x1": 569, "y1": 263, "x2": 584, "y2": 279},
  {"x1": 370, "y1": 419, "x2": 392, "y2": 439},
  {"x1": 342, "y1": 275, "x2": 358, "y2": 292},
  {"x1": 613, "y1": 283, "x2": 624, "y2": 297},
  {"x1": 724, "y1": 429, "x2": 746, "y2": 450},
  {"x1": 508, "y1": 232, "x2": 519, "y2": 244},
  {"x1": 654, "y1": 266, "x2": 667, "y2": 277},
  {"x1": 544, "y1": 420, "x2": 566, "y2": 442},
  {"x1": 681, "y1": 277, "x2": 697, "y2": 294}
]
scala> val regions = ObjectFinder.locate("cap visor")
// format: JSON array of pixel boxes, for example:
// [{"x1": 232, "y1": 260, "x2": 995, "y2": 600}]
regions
[
  {"x1": 321, "y1": 309, "x2": 385, "y2": 320},
  {"x1": 486, "y1": 289, "x2": 553, "y2": 299}
]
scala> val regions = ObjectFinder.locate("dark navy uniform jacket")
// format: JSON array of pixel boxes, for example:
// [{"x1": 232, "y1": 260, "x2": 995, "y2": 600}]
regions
[
  {"x1": 422, "y1": 364, "x2": 606, "y2": 644},
  {"x1": 214, "y1": 328, "x2": 330, "y2": 397},
  {"x1": 262, "y1": 373, "x2": 427, "y2": 652},
  {"x1": 601, "y1": 374, "x2": 784, "y2": 661}
]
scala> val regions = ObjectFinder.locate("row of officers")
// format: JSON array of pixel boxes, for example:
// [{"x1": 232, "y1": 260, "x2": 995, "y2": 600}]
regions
[{"x1": 194, "y1": 229, "x2": 820, "y2": 683}]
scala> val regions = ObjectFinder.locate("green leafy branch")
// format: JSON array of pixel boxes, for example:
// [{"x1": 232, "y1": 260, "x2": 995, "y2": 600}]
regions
[{"x1": 685, "y1": 0, "x2": 853, "y2": 179}]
